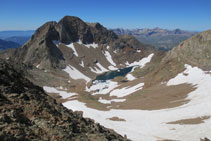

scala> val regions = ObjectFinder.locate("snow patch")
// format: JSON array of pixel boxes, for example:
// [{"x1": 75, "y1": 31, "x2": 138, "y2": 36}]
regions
[
  {"x1": 125, "y1": 73, "x2": 136, "y2": 81},
  {"x1": 66, "y1": 43, "x2": 78, "y2": 56},
  {"x1": 43, "y1": 86, "x2": 77, "y2": 99},
  {"x1": 96, "y1": 63, "x2": 108, "y2": 72},
  {"x1": 86, "y1": 80, "x2": 119, "y2": 95},
  {"x1": 104, "y1": 50, "x2": 116, "y2": 66},
  {"x1": 59, "y1": 64, "x2": 211, "y2": 140},
  {"x1": 85, "y1": 42, "x2": 98, "y2": 48},
  {"x1": 98, "y1": 97, "x2": 126, "y2": 104},
  {"x1": 63, "y1": 65, "x2": 91, "y2": 82},
  {"x1": 36, "y1": 64, "x2": 40, "y2": 69},
  {"x1": 126, "y1": 53, "x2": 154, "y2": 68},
  {"x1": 167, "y1": 64, "x2": 204, "y2": 86},
  {"x1": 90, "y1": 63, "x2": 108, "y2": 74},
  {"x1": 108, "y1": 65, "x2": 118, "y2": 70},
  {"x1": 80, "y1": 61, "x2": 85, "y2": 67},
  {"x1": 77, "y1": 40, "x2": 98, "y2": 48},
  {"x1": 110, "y1": 83, "x2": 144, "y2": 97}
]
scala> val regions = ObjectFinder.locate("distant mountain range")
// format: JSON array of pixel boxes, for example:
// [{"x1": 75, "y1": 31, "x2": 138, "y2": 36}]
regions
[
  {"x1": 0, "y1": 28, "x2": 197, "y2": 51},
  {"x1": 0, "y1": 15, "x2": 211, "y2": 140},
  {"x1": 0, "y1": 39, "x2": 20, "y2": 50},
  {"x1": 112, "y1": 28, "x2": 198, "y2": 50},
  {"x1": 0, "y1": 30, "x2": 34, "y2": 39},
  {"x1": 0, "y1": 30, "x2": 34, "y2": 50},
  {"x1": 5, "y1": 36, "x2": 31, "y2": 45}
]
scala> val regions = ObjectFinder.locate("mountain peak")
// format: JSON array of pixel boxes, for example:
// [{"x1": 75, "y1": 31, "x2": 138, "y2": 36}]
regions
[
  {"x1": 60, "y1": 15, "x2": 84, "y2": 22},
  {"x1": 31, "y1": 21, "x2": 58, "y2": 41},
  {"x1": 55, "y1": 16, "x2": 118, "y2": 44},
  {"x1": 173, "y1": 28, "x2": 182, "y2": 34},
  {"x1": 2, "y1": 15, "x2": 152, "y2": 71}
]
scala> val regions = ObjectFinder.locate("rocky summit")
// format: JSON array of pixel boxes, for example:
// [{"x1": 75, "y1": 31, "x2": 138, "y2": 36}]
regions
[
  {"x1": 0, "y1": 16, "x2": 155, "y2": 86},
  {"x1": 0, "y1": 59, "x2": 127, "y2": 141}
]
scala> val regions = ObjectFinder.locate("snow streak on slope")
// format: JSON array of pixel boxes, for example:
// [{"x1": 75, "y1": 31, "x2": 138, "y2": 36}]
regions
[
  {"x1": 90, "y1": 63, "x2": 108, "y2": 74},
  {"x1": 167, "y1": 64, "x2": 205, "y2": 86},
  {"x1": 110, "y1": 83, "x2": 144, "y2": 98},
  {"x1": 125, "y1": 73, "x2": 136, "y2": 81},
  {"x1": 66, "y1": 43, "x2": 79, "y2": 56},
  {"x1": 86, "y1": 80, "x2": 119, "y2": 95},
  {"x1": 126, "y1": 53, "x2": 154, "y2": 68},
  {"x1": 96, "y1": 63, "x2": 108, "y2": 72},
  {"x1": 77, "y1": 40, "x2": 98, "y2": 48},
  {"x1": 80, "y1": 61, "x2": 84, "y2": 67},
  {"x1": 104, "y1": 50, "x2": 116, "y2": 66},
  {"x1": 58, "y1": 64, "x2": 211, "y2": 141},
  {"x1": 84, "y1": 42, "x2": 98, "y2": 48},
  {"x1": 108, "y1": 65, "x2": 118, "y2": 70},
  {"x1": 36, "y1": 64, "x2": 40, "y2": 69},
  {"x1": 98, "y1": 97, "x2": 126, "y2": 104},
  {"x1": 63, "y1": 65, "x2": 91, "y2": 82},
  {"x1": 43, "y1": 86, "x2": 77, "y2": 99}
]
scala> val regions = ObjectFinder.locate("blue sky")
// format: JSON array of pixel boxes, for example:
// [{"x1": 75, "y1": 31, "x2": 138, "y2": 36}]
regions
[{"x1": 0, "y1": 0, "x2": 210, "y2": 31}]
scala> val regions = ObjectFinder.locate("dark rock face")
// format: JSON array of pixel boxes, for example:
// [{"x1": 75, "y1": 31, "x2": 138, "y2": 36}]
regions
[
  {"x1": 0, "y1": 59, "x2": 126, "y2": 141},
  {"x1": 11, "y1": 21, "x2": 65, "y2": 70},
  {"x1": 56, "y1": 16, "x2": 118, "y2": 44},
  {"x1": 56, "y1": 16, "x2": 94, "y2": 44},
  {"x1": 1, "y1": 16, "x2": 153, "y2": 71}
]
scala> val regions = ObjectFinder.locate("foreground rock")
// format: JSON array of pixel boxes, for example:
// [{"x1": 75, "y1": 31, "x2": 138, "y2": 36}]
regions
[{"x1": 0, "y1": 59, "x2": 127, "y2": 141}]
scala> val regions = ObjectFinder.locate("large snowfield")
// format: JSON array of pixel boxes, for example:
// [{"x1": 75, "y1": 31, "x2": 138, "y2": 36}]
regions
[{"x1": 44, "y1": 64, "x2": 211, "y2": 140}]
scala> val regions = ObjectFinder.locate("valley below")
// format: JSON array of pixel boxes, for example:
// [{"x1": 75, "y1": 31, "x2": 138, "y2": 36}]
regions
[{"x1": 43, "y1": 56, "x2": 211, "y2": 141}]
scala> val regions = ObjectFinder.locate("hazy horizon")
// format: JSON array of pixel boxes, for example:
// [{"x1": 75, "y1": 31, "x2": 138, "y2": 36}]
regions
[
  {"x1": 1, "y1": 0, "x2": 211, "y2": 31},
  {"x1": 0, "y1": 26, "x2": 202, "y2": 33}
]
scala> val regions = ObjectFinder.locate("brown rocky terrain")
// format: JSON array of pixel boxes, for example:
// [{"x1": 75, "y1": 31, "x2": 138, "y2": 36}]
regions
[
  {"x1": 0, "y1": 59, "x2": 128, "y2": 141},
  {"x1": 0, "y1": 16, "x2": 155, "y2": 87},
  {"x1": 1, "y1": 16, "x2": 153, "y2": 69},
  {"x1": 133, "y1": 30, "x2": 211, "y2": 87}
]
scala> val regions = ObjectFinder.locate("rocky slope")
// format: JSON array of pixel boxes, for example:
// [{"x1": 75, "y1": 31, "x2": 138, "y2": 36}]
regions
[
  {"x1": 13, "y1": 16, "x2": 153, "y2": 70},
  {"x1": 0, "y1": 59, "x2": 127, "y2": 141},
  {"x1": 134, "y1": 30, "x2": 211, "y2": 87},
  {"x1": 112, "y1": 28, "x2": 197, "y2": 50},
  {"x1": 0, "y1": 16, "x2": 155, "y2": 86}
]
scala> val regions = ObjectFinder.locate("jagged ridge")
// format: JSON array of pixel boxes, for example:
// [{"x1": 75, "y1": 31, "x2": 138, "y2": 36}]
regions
[{"x1": 0, "y1": 59, "x2": 127, "y2": 140}]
